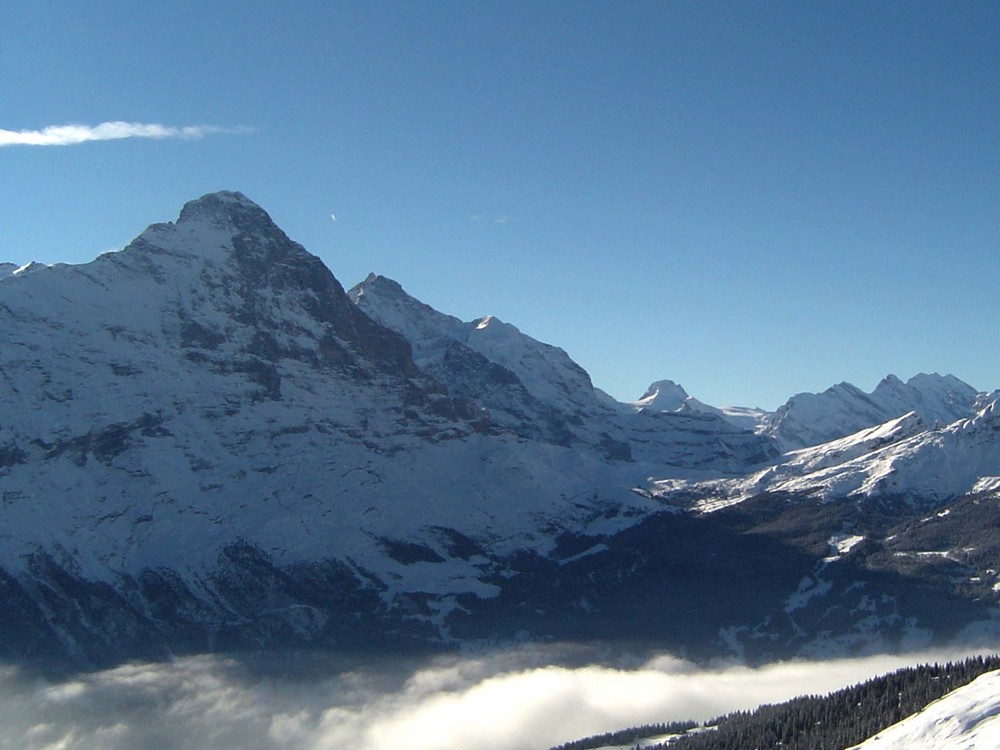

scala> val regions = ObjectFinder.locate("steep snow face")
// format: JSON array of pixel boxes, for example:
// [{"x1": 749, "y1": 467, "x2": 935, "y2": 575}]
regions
[
  {"x1": 347, "y1": 274, "x2": 467, "y2": 366},
  {"x1": 349, "y1": 273, "x2": 614, "y2": 447},
  {"x1": 850, "y1": 670, "x2": 1000, "y2": 749},
  {"x1": 652, "y1": 402, "x2": 1000, "y2": 511},
  {"x1": 465, "y1": 313, "x2": 599, "y2": 415},
  {"x1": 765, "y1": 374, "x2": 982, "y2": 451},
  {"x1": 875, "y1": 373, "x2": 980, "y2": 424}
]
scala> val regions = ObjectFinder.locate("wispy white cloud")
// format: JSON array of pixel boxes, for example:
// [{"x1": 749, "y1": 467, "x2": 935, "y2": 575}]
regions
[
  {"x1": 468, "y1": 214, "x2": 509, "y2": 224},
  {"x1": 0, "y1": 121, "x2": 250, "y2": 147}
]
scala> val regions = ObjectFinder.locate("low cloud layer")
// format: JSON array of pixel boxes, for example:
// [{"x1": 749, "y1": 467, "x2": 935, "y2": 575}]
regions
[
  {"x1": 0, "y1": 647, "x2": 983, "y2": 750},
  {"x1": 0, "y1": 121, "x2": 248, "y2": 147}
]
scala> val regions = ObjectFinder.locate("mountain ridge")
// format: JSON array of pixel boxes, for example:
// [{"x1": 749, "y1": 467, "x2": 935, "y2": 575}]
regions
[{"x1": 1, "y1": 190, "x2": 998, "y2": 668}]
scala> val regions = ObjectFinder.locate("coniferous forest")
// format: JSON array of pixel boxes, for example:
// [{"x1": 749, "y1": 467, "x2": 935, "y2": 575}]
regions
[
  {"x1": 548, "y1": 721, "x2": 699, "y2": 750},
  {"x1": 549, "y1": 655, "x2": 1000, "y2": 750}
]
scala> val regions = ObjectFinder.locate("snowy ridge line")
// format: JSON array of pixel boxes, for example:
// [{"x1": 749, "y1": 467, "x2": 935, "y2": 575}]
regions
[{"x1": 648, "y1": 397, "x2": 1000, "y2": 510}]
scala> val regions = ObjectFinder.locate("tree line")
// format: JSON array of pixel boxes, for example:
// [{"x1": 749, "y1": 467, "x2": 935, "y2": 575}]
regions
[{"x1": 548, "y1": 720, "x2": 698, "y2": 750}]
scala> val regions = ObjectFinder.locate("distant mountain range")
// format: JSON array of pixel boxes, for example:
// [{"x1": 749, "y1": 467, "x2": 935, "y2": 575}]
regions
[
  {"x1": 1, "y1": 191, "x2": 998, "y2": 667},
  {"x1": 634, "y1": 372, "x2": 991, "y2": 452}
]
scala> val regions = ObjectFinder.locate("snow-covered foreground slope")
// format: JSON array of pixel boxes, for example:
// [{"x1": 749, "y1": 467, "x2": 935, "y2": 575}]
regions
[{"x1": 851, "y1": 669, "x2": 1000, "y2": 749}]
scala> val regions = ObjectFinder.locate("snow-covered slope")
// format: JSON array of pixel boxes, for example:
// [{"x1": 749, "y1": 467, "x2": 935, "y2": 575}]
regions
[
  {"x1": 633, "y1": 373, "x2": 985, "y2": 450},
  {"x1": 850, "y1": 670, "x2": 1000, "y2": 749},
  {"x1": 349, "y1": 273, "x2": 613, "y2": 445},
  {"x1": 351, "y1": 274, "x2": 606, "y2": 417}
]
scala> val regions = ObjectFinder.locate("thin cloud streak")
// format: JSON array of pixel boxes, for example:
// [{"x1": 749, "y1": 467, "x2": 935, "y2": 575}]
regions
[{"x1": 0, "y1": 121, "x2": 251, "y2": 147}]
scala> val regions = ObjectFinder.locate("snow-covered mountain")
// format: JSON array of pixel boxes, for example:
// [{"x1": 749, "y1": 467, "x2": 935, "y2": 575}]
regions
[
  {"x1": 350, "y1": 273, "x2": 609, "y2": 418},
  {"x1": 763, "y1": 373, "x2": 984, "y2": 451},
  {"x1": 349, "y1": 273, "x2": 778, "y2": 469},
  {"x1": 634, "y1": 379, "x2": 769, "y2": 433},
  {"x1": 1, "y1": 190, "x2": 999, "y2": 667},
  {"x1": 635, "y1": 373, "x2": 989, "y2": 454},
  {"x1": 652, "y1": 400, "x2": 1000, "y2": 512},
  {"x1": 0, "y1": 191, "x2": 778, "y2": 665},
  {"x1": 850, "y1": 669, "x2": 1000, "y2": 749},
  {"x1": 349, "y1": 273, "x2": 616, "y2": 446},
  {"x1": 0, "y1": 193, "x2": 696, "y2": 591}
]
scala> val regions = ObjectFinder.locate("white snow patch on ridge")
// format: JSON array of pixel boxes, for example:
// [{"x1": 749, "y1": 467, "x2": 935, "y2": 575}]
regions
[{"x1": 831, "y1": 534, "x2": 865, "y2": 557}]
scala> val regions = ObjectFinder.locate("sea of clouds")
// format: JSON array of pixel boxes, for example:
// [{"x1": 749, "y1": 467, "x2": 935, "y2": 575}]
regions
[{"x1": 1, "y1": 645, "x2": 982, "y2": 750}]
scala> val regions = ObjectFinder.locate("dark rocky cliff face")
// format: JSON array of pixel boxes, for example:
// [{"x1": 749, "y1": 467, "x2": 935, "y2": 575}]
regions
[{"x1": 169, "y1": 192, "x2": 418, "y2": 384}]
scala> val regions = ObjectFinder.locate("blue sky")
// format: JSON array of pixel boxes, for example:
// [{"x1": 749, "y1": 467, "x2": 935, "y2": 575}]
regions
[{"x1": 2, "y1": 1, "x2": 997, "y2": 409}]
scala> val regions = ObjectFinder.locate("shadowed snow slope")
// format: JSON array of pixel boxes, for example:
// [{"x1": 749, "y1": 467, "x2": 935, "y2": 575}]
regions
[{"x1": 350, "y1": 273, "x2": 778, "y2": 466}]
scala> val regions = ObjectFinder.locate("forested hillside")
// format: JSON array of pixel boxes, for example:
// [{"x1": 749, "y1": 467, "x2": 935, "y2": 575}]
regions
[{"x1": 551, "y1": 656, "x2": 1000, "y2": 750}]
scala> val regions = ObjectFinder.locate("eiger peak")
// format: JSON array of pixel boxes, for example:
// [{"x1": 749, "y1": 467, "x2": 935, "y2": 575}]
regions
[{"x1": 1, "y1": 190, "x2": 997, "y2": 668}]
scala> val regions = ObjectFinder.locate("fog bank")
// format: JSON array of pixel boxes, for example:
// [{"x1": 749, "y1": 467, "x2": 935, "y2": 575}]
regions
[{"x1": 2, "y1": 646, "x2": 984, "y2": 750}]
